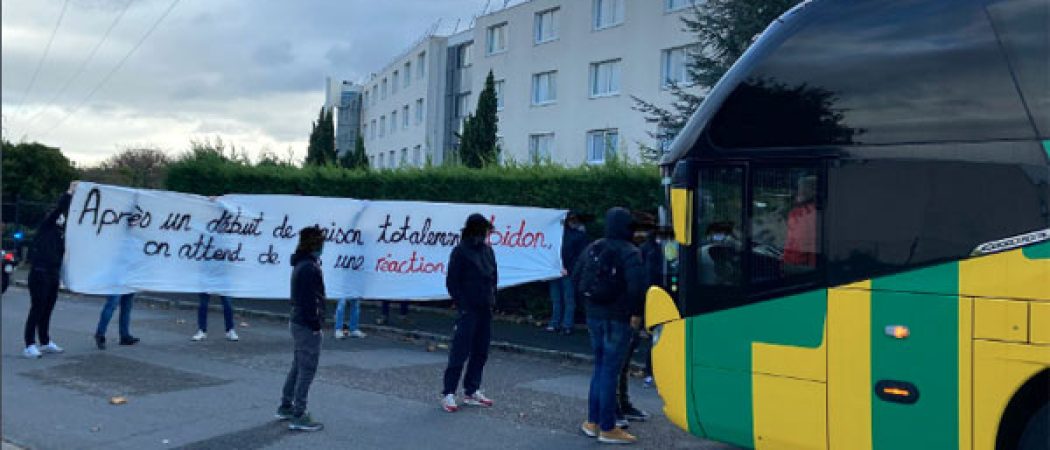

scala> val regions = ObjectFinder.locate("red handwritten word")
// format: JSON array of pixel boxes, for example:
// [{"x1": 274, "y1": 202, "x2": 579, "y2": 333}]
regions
[
  {"x1": 487, "y1": 216, "x2": 547, "y2": 249},
  {"x1": 375, "y1": 251, "x2": 446, "y2": 274}
]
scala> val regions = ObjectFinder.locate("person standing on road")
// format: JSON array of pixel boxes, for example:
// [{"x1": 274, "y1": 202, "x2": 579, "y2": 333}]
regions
[
  {"x1": 576, "y1": 207, "x2": 645, "y2": 445},
  {"x1": 547, "y1": 211, "x2": 590, "y2": 335},
  {"x1": 441, "y1": 213, "x2": 498, "y2": 413},
  {"x1": 192, "y1": 293, "x2": 239, "y2": 342},
  {"x1": 94, "y1": 293, "x2": 140, "y2": 350},
  {"x1": 614, "y1": 224, "x2": 660, "y2": 426},
  {"x1": 23, "y1": 189, "x2": 73, "y2": 359},
  {"x1": 277, "y1": 226, "x2": 327, "y2": 432},
  {"x1": 334, "y1": 297, "x2": 366, "y2": 339}
]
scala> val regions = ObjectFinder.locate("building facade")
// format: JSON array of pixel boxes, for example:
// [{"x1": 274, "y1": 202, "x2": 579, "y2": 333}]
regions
[{"x1": 332, "y1": 0, "x2": 698, "y2": 168}]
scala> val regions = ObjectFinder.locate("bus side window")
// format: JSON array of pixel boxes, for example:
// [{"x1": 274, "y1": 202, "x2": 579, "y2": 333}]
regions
[
  {"x1": 697, "y1": 167, "x2": 745, "y2": 288},
  {"x1": 750, "y1": 167, "x2": 822, "y2": 286}
]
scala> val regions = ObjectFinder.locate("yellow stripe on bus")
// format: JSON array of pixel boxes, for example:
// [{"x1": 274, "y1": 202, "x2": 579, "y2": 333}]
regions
[{"x1": 827, "y1": 280, "x2": 872, "y2": 450}]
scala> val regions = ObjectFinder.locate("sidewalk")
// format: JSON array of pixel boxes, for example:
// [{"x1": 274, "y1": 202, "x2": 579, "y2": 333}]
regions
[{"x1": 11, "y1": 268, "x2": 650, "y2": 369}]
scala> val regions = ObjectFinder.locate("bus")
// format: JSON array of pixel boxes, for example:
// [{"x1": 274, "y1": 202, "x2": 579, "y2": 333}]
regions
[{"x1": 644, "y1": 1, "x2": 1049, "y2": 449}]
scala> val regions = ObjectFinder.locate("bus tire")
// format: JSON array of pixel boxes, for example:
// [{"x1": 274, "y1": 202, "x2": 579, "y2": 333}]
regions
[{"x1": 997, "y1": 369, "x2": 1049, "y2": 450}]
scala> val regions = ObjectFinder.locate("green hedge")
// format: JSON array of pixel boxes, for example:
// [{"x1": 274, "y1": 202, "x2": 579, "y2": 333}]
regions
[{"x1": 164, "y1": 160, "x2": 661, "y2": 318}]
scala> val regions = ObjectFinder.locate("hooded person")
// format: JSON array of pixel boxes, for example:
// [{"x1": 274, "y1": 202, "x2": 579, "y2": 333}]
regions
[
  {"x1": 277, "y1": 226, "x2": 326, "y2": 432},
  {"x1": 440, "y1": 213, "x2": 498, "y2": 413},
  {"x1": 575, "y1": 207, "x2": 646, "y2": 445},
  {"x1": 547, "y1": 211, "x2": 591, "y2": 334},
  {"x1": 23, "y1": 190, "x2": 73, "y2": 359}
]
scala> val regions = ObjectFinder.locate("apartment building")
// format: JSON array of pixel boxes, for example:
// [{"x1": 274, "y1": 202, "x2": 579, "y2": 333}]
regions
[{"x1": 331, "y1": 0, "x2": 698, "y2": 168}]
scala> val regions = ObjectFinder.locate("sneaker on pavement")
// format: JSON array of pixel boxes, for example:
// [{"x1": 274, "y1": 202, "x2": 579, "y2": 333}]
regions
[
  {"x1": 623, "y1": 405, "x2": 651, "y2": 422},
  {"x1": 615, "y1": 417, "x2": 630, "y2": 429},
  {"x1": 545, "y1": 325, "x2": 556, "y2": 332},
  {"x1": 94, "y1": 335, "x2": 106, "y2": 350},
  {"x1": 225, "y1": 330, "x2": 239, "y2": 341},
  {"x1": 581, "y1": 421, "x2": 599, "y2": 438},
  {"x1": 599, "y1": 428, "x2": 637, "y2": 445},
  {"x1": 441, "y1": 394, "x2": 459, "y2": 413},
  {"x1": 41, "y1": 341, "x2": 64, "y2": 353},
  {"x1": 463, "y1": 391, "x2": 493, "y2": 407},
  {"x1": 119, "y1": 336, "x2": 140, "y2": 346},
  {"x1": 288, "y1": 412, "x2": 323, "y2": 431},
  {"x1": 23, "y1": 345, "x2": 42, "y2": 359},
  {"x1": 333, "y1": 329, "x2": 346, "y2": 339},
  {"x1": 191, "y1": 330, "x2": 207, "y2": 341},
  {"x1": 275, "y1": 405, "x2": 294, "y2": 421},
  {"x1": 349, "y1": 330, "x2": 366, "y2": 338}
]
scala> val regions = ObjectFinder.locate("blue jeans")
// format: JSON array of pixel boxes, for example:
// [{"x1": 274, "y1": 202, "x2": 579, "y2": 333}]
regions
[
  {"x1": 96, "y1": 294, "x2": 134, "y2": 338},
  {"x1": 198, "y1": 293, "x2": 234, "y2": 332},
  {"x1": 587, "y1": 318, "x2": 632, "y2": 432},
  {"x1": 548, "y1": 276, "x2": 575, "y2": 330},
  {"x1": 442, "y1": 309, "x2": 492, "y2": 395},
  {"x1": 334, "y1": 297, "x2": 362, "y2": 331}
]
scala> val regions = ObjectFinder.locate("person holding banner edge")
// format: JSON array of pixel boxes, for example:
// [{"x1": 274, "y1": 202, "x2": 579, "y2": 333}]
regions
[
  {"x1": 23, "y1": 188, "x2": 73, "y2": 359},
  {"x1": 192, "y1": 293, "x2": 239, "y2": 342},
  {"x1": 277, "y1": 226, "x2": 327, "y2": 431},
  {"x1": 441, "y1": 213, "x2": 498, "y2": 413}
]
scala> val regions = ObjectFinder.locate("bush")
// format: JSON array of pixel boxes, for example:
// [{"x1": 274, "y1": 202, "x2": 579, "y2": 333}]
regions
[{"x1": 165, "y1": 159, "x2": 661, "y2": 319}]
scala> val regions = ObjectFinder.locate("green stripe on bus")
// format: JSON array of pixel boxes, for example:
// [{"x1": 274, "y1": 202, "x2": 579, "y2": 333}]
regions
[
  {"x1": 686, "y1": 289, "x2": 826, "y2": 448},
  {"x1": 1042, "y1": 140, "x2": 1050, "y2": 159},
  {"x1": 1022, "y1": 239, "x2": 1050, "y2": 259},
  {"x1": 871, "y1": 262, "x2": 959, "y2": 450}
]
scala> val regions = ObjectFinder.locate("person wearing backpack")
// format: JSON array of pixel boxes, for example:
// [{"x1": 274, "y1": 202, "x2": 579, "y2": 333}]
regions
[{"x1": 575, "y1": 207, "x2": 645, "y2": 445}]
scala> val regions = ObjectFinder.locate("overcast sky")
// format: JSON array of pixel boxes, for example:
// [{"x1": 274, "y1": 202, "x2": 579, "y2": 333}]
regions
[{"x1": 1, "y1": 0, "x2": 491, "y2": 165}]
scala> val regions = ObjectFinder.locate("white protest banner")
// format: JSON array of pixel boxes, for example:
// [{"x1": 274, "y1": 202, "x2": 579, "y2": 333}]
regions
[{"x1": 63, "y1": 182, "x2": 567, "y2": 300}]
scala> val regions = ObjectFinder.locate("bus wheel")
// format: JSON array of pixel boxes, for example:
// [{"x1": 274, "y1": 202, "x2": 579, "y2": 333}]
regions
[{"x1": 1017, "y1": 402, "x2": 1048, "y2": 450}]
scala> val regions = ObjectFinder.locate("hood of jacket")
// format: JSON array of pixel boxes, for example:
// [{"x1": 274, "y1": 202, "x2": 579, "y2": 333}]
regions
[
  {"x1": 604, "y1": 207, "x2": 633, "y2": 241},
  {"x1": 290, "y1": 251, "x2": 318, "y2": 266}
]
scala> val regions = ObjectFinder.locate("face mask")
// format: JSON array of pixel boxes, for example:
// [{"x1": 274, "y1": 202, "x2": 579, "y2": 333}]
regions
[{"x1": 56, "y1": 214, "x2": 66, "y2": 227}]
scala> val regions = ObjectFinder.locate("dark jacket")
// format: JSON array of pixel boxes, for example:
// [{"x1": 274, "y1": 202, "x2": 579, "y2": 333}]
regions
[
  {"x1": 575, "y1": 208, "x2": 645, "y2": 322},
  {"x1": 446, "y1": 237, "x2": 498, "y2": 312},
  {"x1": 290, "y1": 252, "x2": 326, "y2": 331},
  {"x1": 639, "y1": 236, "x2": 662, "y2": 289},
  {"x1": 29, "y1": 193, "x2": 72, "y2": 273},
  {"x1": 561, "y1": 224, "x2": 591, "y2": 276}
]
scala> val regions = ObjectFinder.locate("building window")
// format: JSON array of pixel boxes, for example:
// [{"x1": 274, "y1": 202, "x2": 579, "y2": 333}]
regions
[
  {"x1": 362, "y1": 124, "x2": 368, "y2": 141},
  {"x1": 587, "y1": 129, "x2": 619, "y2": 164},
  {"x1": 590, "y1": 59, "x2": 622, "y2": 97},
  {"x1": 371, "y1": 86, "x2": 378, "y2": 105},
  {"x1": 391, "y1": 111, "x2": 398, "y2": 135},
  {"x1": 402, "y1": 105, "x2": 409, "y2": 129},
  {"x1": 413, "y1": 145, "x2": 422, "y2": 166},
  {"x1": 392, "y1": 71, "x2": 399, "y2": 94},
  {"x1": 369, "y1": 155, "x2": 375, "y2": 167},
  {"x1": 363, "y1": 91, "x2": 369, "y2": 108},
  {"x1": 487, "y1": 22, "x2": 508, "y2": 55},
  {"x1": 403, "y1": 62, "x2": 411, "y2": 87},
  {"x1": 380, "y1": 116, "x2": 386, "y2": 137},
  {"x1": 456, "y1": 93, "x2": 472, "y2": 119},
  {"x1": 662, "y1": 45, "x2": 696, "y2": 87},
  {"x1": 415, "y1": 98, "x2": 424, "y2": 125},
  {"x1": 665, "y1": 0, "x2": 694, "y2": 12},
  {"x1": 400, "y1": 148, "x2": 408, "y2": 166},
  {"x1": 458, "y1": 43, "x2": 473, "y2": 68},
  {"x1": 535, "y1": 8, "x2": 559, "y2": 44},
  {"x1": 370, "y1": 119, "x2": 377, "y2": 139},
  {"x1": 418, "y1": 51, "x2": 426, "y2": 79},
  {"x1": 389, "y1": 150, "x2": 397, "y2": 168},
  {"x1": 378, "y1": 153, "x2": 385, "y2": 168},
  {"x1": 495, "y1": 79, "x2": 505, "y2": 110},
  {"x1": 532, "y1": 71, "x2": 557, "y2": 105},
  {"x1": 381, "y1": 78, "x2": 388, "y2": 99},
  {"x1": 593, "y1": 0, "x2": 625, "y2": 30},
  {"x1": 529, "y1": 133, "x2": 554, "y2": 161}
]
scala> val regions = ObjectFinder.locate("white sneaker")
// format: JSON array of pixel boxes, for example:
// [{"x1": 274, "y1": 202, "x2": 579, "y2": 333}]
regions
[
  {"x1": 225, "y1": 330, "x2": 239, "y2": 341},
  {"x1": 334, "y1": 329, "x2": 346, "y2": 339},
  {"x1": 191, "y1": 330, "x2": 207, "y2": 341},
  {"x1": 41, "y1": 342, "x2": 64, "y2": 353},
  {"x1": 441, "y1": 393, "x2": 459, "y2": 413},
  {"x1": 463, "y1": 391, "x2": 494, "y2": 407},
  {"x1": 349, "y1": 330, "x2": 367, "y2": 338},
  {"x1": 23, "y1": 345, "x2": 42, "y2": 359}
]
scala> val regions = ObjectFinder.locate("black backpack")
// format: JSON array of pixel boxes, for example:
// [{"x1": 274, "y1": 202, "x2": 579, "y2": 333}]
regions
[{"x1": 575, "y1": 239, "x2": 624, "y2": 305}]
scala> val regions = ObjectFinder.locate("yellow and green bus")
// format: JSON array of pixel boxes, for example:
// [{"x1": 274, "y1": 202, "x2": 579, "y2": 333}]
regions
[{"x1": 645, "y1": 0, "x2": 1049, "y2": 449}]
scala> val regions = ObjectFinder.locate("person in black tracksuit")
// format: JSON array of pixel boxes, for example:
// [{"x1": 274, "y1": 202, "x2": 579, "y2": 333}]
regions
[
  {"x1": 441, "y1": 213, "x2": 498, "y2": 412},
  {"x1": 23, "y1": 191, "x2": 72, "y2": 359},
  {"x1": 615, "y1": 228, "x2": 663, "y2": 422},
  {"x1": 277, "y1": 226, "x2": 327, "y2": 432}
]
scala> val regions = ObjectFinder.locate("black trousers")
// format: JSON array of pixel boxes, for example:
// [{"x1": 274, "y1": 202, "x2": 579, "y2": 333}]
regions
[
  {"x1": 442, "y1": 309, "x2": 492, "y2": 396},
  {"x1": 25, "y1": 269, "x2": 60, "y2": 347}
]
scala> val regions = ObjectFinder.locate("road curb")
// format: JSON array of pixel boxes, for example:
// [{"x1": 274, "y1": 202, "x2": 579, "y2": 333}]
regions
[{"x1": 10, "y1": 280, "x2": 642, "y2": 371}]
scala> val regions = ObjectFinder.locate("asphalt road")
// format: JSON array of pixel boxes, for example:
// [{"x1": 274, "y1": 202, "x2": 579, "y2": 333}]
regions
[{"x1": 2, "y1": 287, "x2": 733, "y2": 449}]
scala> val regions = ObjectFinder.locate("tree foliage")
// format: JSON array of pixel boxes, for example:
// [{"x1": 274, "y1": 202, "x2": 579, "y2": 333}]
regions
[
  {"x1": 457, "y1": 70, "x2": 500, "y2": 168},
  {"x1": 339, "y1": 134, "x2": 369, "y2": 170},
  {"x1": 1, "y1": 139, "x2": 77, "y2": 204},
  {"x1": 80, "y1": 147, "x2": 171, "y2": 189},
  {"x1": 305, "y1": 106, "x2": 336, "y2": 166},
  {"x1": 633, "y1": 0, "x2": 799, "y2": 162}
]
